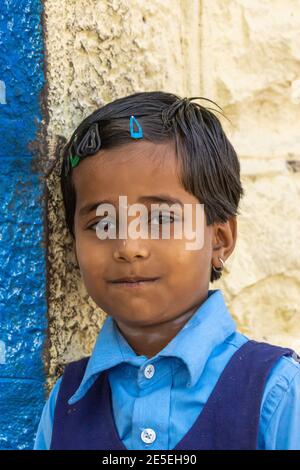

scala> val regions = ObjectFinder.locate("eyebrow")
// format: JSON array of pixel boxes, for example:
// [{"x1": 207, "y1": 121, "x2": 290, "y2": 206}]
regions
[
  {"x1": 78, "y1": 194, "x2": 184, "y2": 217},
  {"x1": 139, "y1": 194, "x2": 184, "y2": 208},
  {"x1": 78, "y1": 200, "x2": 118, "y2": 217}
]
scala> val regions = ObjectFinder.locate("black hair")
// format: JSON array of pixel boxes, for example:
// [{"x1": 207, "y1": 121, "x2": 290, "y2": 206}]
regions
[{"x1": 60, "y1": 91, "x2": 244, "y2": 282}]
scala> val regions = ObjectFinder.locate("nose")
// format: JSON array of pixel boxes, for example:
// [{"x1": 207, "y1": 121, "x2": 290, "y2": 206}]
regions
[{"x1": 113, "y1": 238, "x2": 150, "y2": 263}]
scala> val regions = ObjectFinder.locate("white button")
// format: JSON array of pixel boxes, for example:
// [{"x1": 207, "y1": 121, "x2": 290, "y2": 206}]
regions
[
  {"x1": 144, "y1": 364, "x2": 155, "y2": 379},
  {"x1": 141, "y1": 428, "x2": 156, "y2": 444}
]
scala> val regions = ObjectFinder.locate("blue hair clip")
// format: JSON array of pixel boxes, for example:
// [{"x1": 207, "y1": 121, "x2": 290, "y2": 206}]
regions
[{"x1": 129, "y1": 115, "x2": 143, "y2": 139}]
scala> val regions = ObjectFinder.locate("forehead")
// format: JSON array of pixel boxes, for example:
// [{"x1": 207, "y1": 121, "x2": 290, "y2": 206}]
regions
[{"x1": 72, "y1": 140, "x2": 197, "y2": 208}]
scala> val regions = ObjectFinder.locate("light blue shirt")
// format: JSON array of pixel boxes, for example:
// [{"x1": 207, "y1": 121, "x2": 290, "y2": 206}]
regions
[{"x1": 34, "y1": 289, "x2": 300, "y2": 450}]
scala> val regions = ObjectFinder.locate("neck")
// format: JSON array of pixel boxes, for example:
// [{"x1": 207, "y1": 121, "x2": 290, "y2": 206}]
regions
[{"x1": 115, "y1": 299, "x2": 207, "y2": 358}]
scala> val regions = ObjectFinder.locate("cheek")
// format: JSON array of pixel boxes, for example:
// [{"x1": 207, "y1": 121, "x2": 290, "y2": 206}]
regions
[
  {"x1": 165, "y1": 238, "x2": 212, "y2": 283},
  {"x1": 75, "y1": 236, "x2": 107, "y2": 280}
]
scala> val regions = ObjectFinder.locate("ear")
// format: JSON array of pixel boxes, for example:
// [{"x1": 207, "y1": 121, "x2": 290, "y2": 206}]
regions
[{"x1": 211, "y1": 217, "x2": 237, "y2": 269}]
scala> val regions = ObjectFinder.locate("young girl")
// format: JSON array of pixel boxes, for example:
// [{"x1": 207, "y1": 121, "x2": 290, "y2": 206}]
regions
[{"x1": 34, "y1": 91, "x2": 300, "y2": 450}]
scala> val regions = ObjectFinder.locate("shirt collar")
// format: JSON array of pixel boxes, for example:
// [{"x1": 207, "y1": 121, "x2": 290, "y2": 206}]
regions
[
  {"x1": 68, "y1": 289, "x2": 236, "y2": 404},
  {"x1": 158, "y1": 289, "x2": 236, "y2": 387}
]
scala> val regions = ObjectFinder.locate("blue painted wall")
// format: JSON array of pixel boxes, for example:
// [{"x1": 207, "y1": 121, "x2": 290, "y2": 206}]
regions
[{"x1": 0, "y1": 0, "x2": 47, "y2": 450}]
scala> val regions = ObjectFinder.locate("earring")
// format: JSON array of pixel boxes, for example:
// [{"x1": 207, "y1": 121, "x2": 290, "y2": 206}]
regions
[{"x1": 212, "y1": 256, "x2": 225, "y2": 274}]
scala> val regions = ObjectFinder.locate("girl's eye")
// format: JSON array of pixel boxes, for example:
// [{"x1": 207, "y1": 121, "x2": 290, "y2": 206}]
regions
[
  {"x1": 151, "y1": 212, "x2": 176, "y2": 225},
  {"x1": 89, "y1": 219, "x2": 116, "y2": 232}
]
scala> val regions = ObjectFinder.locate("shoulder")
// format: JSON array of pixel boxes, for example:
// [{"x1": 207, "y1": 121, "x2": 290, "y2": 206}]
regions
[
  {"x1": 34, "y1": 357, "x2": 91, "y2": 450},
  {"x1": 258, "y1": 347, "x2": 300, "y2": 449},
  {"x1": 223, "y1": 332, "x2": 300, "y2": 402},
  {"x1": 261, "y1": 351, "x2": 300, "y2": 414},
  {"x1": 33, "y1": 376, "x2": 63, "y2": 450}
]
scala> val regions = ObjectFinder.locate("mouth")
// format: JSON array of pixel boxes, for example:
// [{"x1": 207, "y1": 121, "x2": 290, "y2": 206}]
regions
[{"x1": 107, "y1": 276, "x2": 160, "y2": 288}]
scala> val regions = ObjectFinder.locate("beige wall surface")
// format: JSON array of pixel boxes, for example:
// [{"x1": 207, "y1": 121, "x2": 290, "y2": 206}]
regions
[{"x1": 44, "y1": 0, "x2": 300, "y2": 386}]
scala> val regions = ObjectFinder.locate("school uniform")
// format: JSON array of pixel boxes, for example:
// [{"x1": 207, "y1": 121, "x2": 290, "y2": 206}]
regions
[{"x1": 34, "y1": 289, "x2": 300, "y2": 450}]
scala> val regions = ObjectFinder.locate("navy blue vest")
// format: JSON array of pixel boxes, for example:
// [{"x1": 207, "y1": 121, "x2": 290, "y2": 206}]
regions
[{"x1": 50, "y1": 340, "x2": 295, "y2": 450}]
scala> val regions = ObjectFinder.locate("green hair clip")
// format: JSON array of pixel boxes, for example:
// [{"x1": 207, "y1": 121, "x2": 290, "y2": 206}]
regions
[
  {"x1": 70, "y1": 154, "x2": 80, "y2": 168},
  {"x1": 69, "y1": 132, "x2": 80, "y2": 168}
]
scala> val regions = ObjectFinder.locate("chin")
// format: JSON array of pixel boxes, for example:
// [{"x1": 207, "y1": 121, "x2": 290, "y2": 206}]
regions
[
  {"x1": 115, "y1": 309, "x2": 163, "y2": 327},
  {"x1": 98, "y1": 296, "x2": 168, "y2": 326}
]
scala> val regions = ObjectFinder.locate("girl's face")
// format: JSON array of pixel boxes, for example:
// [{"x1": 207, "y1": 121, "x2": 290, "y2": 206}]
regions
[{"x1": 73, "y1": 140, "x2": 215, "y2": 328}]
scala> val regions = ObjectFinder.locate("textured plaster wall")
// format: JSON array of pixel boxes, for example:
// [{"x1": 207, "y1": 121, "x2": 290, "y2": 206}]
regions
[
  {"x1": 44, "y1": 0, "x2": 300, "y2": 386},
  {"x1": 202, "y1": 0, "x2": 300, "y2": 353},
  {"x1": 0, "y1": 0, "x2": 47, "y2": 449}
]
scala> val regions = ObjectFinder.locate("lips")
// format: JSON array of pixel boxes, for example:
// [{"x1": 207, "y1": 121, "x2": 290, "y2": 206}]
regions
[
  {"x1": 110, "y1": 276, "x2": 159, "y2": 283},
  {"x1": 107, "y1": 276, "x2": 160, "y2": 287}
]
